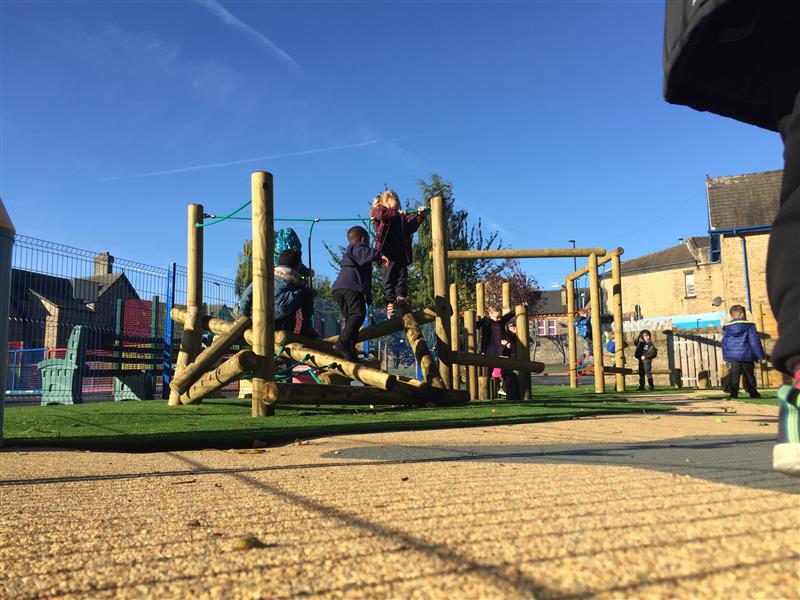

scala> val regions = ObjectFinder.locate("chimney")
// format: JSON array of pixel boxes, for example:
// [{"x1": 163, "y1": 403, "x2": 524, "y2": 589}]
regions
[{"x1": 94, "y1": 252, "x2": 114, "y2": 276}]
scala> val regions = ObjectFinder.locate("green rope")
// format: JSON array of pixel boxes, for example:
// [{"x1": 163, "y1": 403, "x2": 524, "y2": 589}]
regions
[{"x1": 196, "y1": 199, "x2": 252, "y2": 228}]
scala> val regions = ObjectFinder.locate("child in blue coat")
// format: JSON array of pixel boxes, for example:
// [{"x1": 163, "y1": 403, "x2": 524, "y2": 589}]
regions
[{"x1": 722, "y1": 305, "x2": 766, "y2": 399}]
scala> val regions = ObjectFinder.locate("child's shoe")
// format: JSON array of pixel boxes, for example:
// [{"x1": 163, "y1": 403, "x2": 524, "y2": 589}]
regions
[{"x1": 773, "y1": 368, "x2": 800, "y2": 477}]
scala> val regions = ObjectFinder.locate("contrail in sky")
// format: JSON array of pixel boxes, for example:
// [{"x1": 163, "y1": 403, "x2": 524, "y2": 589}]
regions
[
  {"x1": 97, "y1": 139, "x2": 396, "y2": 181},
  {"x1": 193, "y1": 0, "x2": 300, "y2": 72}
]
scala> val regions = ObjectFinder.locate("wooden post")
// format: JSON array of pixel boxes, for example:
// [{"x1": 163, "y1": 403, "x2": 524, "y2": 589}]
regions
[
  {"x1": 502, "y1": 282, "x2": 511, "y2": 315},
  {"x1": 449, "y1": 282, "x2": 460, "y2": 390},
  {"x1": 753, "y1": 302, "x2": 767, "y2": 388},
  {"x1": 588, "y1": 253, "x2": 604, "y2": 393},
  {"x1": 280, "y1": 343, "x2": 396, "y2": 390},
  {"x1": 169, "y1": 204, "x2": 204, "y2": 406},
  {"x1": 464, "y1": 309, "x2": 477, "y2": 400},
  {"x1": 476, "y1": 281, "x2": 489, "y2": 399},
  {"x1": 611, "y1": 251, "x2": 625, "y2": 392},
  {"x1": 396, "y1": 303, "x2": 445, "y2": 389},
  {"x1": 181, "y1": 350, "x2": 257, "y2": 405},
  {"x1": 448, "y1": 248, "x2": 607, "y2": 259},
  {"x1": 251, "y1": 172, "x2": 275, "y2": 416},
  {"x1": 323, "y1": 307, "x2": 441, "y2": 344},
  {"x1": 430, "y1": 196, "x2": 451, "y2": 389},
  {"x1": 566, "y1": 278, "x2": 578, "y2": 388},
  {"x1": 515, "y1": 304, "x2": 532, "y2": 399},
  {"x1": 171, "y1": 316, "x2": 251, "y2": 403}
]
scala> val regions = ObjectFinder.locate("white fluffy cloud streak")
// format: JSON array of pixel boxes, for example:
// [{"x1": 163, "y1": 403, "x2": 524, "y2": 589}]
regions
[
  {"x1": 98, "y1": 139, "x2": 391, "y2": 181},
  {"x1": 193, "y1": 0, "x2": 300, "y2": 72}
]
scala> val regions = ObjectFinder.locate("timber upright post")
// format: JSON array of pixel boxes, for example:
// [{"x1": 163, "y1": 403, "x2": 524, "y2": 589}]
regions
[
  {"x1": 502, "y1": 282, "x2": 511, "y2": 315},
  {"x1": 449, "y1": 282, "x2": 460, "y2": 390},
  {"x1": 464, "y1": 309, "x2": 478, "y2": 399},
  {"x1": 588, "y1": 253, "x2": 604, "y2": 393},
  {"x1": 566, "y1": 278, "x2": 578, "y2": 388},
  {"x1": 476, "y1": 281, "x2": 489, "y2": 399},
  {"x1": 611, "y1": 251, "x2": 625, "y2": 392},
  {"x1": 515, "y1": 304, "x2": 532, "y2": 400},
  {"x1": 251, "y1": 171, "x2": 276, "y2": 416},
  {"x1": 169, "y1": 204, "x2": 204, "y2": 406},
  {"x1": 430, "y1": 196, "x2": 452, "y2": 389}
]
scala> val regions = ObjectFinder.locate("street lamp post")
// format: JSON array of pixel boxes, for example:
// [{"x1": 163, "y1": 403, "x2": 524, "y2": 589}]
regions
[{"x1": 212, "y1": 282, "x2": 221, "y2": 317}]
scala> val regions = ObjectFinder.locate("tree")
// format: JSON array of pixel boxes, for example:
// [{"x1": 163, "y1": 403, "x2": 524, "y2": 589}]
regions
[
  {"x1": 234, "y1": 239, "x2": 252, "y2": 298},
  {"x1": 409, "y1": 174, "x2": 503, "y2": 310},
  {"x1": 482, "y1": 259, "x2": 542, "y2": 311},
  {"x1": 313, "y1": 276, "x2": 333, "y2": 300}
]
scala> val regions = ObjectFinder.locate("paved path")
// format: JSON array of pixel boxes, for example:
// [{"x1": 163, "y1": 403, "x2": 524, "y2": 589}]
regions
[{"x1": 1, "y1": 394, "x2": 798, "y2": 599}]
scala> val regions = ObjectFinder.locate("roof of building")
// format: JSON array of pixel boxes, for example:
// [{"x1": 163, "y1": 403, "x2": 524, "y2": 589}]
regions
[
  {"x1": 615, "y1": 237, "x2": 710, "y2": 275},
  {"x1": 707, "y1": 169, "x2": 782, "y2": 230}
]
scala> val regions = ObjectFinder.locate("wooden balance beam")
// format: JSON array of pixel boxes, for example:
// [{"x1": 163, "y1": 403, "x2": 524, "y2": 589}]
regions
[{"x1": 450, "y1": 351, "x2": 545, "y2": 374}]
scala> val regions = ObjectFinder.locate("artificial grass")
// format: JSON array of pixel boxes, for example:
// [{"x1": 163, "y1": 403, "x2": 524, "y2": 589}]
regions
[
  {"x1": 696, "y1": 389, "x2": 780, "y2": 406},
  {"x1": 2, "y1": 386, "x2": 674, "y2": 452}
]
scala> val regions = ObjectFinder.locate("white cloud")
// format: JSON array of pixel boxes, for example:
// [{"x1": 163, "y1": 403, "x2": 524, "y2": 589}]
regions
[
  {"x1": 98, "y1": 138, "x2": 396, "y2": 181},
  {"x1": 193, "y1": 0, "x2": 300, "y2": 72}
]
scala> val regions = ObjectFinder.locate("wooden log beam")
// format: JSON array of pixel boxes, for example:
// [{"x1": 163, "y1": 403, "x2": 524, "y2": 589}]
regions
[
  {"x1": 565, "y1": 247, "x2": 622, "y2": 281},
  {"x1": 251, "y1": 171, "x2": 275, "y2": 416},
  {"x1": 449, "y1": 282, "x2": 460, "y2": 390},
  {"x1": 397, "y1": 302, "x2": 446, "y2": 389},
  {"x1": 501, "y1": 282, "x2": 511, "y2": 315},
  {"x1": 180, "y1": 350, "x2": 258, "y2": 405},
  {"x1": 515, "y1": 304, "x2": 532, "y2": 400},
  {"x1": 448, "y1": 248, "x2": 607, "y2": 260},
  {"x1": 172, "y1": 316, "x2": 251, "y2": 403},
  {"x1": 588, "y1": 253, "x2": 604, "y2": 394},
  {"x1": 464, "y1": 309, "x2": 477, "y2": 400},
  {"x1": 430, "y1": 196, "x2": 452, "y2": 388},
  {"x1": 476, "y1": 281, "x2": 489, "y2": 400},
  {"x1": 323, "y1": 308, "x2": 441, "y2": 344},
  {"x1": 280, "y1": 342, "x2": 396, "y2": 391},
  {"x1": 451, "y1": 351, "x2": 544, "y2": 373},
  {"x1": 611, "y1": 251, "x2": 626, "y2": 392},
  {"x1": 566, "y1": 277, "x2": 578, "y2": 389},
  {"x1": 169, "y1": 204, "x2": 204, "y2": 406}
]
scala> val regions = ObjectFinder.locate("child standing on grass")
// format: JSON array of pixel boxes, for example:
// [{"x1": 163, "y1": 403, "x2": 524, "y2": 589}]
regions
[
  {"x1": 331, "y1": 226, "x2": 387, "y2": 362},
  {"x1": 370, "y1": 189, "x2": 427, "y2": 318},
  {"x1": 722, "y1": 305, "x2": 765, "y2": 400},
  {"x1": 634, "y1": 329, "x2": 657, "y2": 391}
]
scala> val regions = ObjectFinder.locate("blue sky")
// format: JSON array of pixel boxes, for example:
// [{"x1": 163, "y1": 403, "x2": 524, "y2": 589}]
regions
[{"x1": 1, "y1": 0, "x2": 783, "y2": 293}]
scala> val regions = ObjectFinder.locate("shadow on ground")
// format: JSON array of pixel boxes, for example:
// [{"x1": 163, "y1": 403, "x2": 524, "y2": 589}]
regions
[{"x1": 323, "y1": 434, "x2": 800, "y2": 494}]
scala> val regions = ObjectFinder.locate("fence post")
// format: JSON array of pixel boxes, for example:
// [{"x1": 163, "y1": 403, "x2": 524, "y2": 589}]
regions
[
  {"x1": 752, "y1": 302, "x2": 767, "y2": 388},
  {"x1": 162, "y1": 262, "x2": 176, "y2": 399},
  {"x1": 0, "y1": 199, "x2": 15, "y2": 447}
]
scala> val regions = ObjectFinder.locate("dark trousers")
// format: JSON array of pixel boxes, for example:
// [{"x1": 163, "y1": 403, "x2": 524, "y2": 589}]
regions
[
  {"x1": 638, "y1": 359, "x2": 654, "y2": 389},
  {"x1": 382, "y1": 260, "x2": 408, "y2": 304},
  {"x1": 333, "y1": 289, "x2": 366, "y2": 350},
  {"x1": 728, "y1": 361, "x2": 759, "y2": 397},
  {"x1": 769, "y1": 91, "x2": 800, "y2": 375},
  {"x1": 502, "y1": 371, "x2": 520, "y2": 400},
  {"x1": 275, "y1": 288, "x2": 317, "y2": 337}
]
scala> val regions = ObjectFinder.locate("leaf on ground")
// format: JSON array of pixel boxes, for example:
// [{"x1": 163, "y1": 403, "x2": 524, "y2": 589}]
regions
[
  {"x1": 233, "y1": 535, "x2": 268, "y2": 550},
  {"x1": 226, "y1": 448, "x2": 266, "y2": 454},
  {"x1": 715, "y1": 417, "x2": 726, "y2": 423}
]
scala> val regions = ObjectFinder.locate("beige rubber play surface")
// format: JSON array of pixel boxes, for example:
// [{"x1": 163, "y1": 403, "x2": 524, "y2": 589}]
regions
[{"x1": 1, "y1": 394, "x2": 799, "y2": 599}]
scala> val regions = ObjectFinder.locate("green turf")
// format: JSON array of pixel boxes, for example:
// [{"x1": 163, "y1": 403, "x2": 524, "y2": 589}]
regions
[
  {"x1": 695, "y1": 389, "x2": 780, "y2": 406},
  {"x1": 2, "y1": 386, "x2": 674, "y2": 452}
]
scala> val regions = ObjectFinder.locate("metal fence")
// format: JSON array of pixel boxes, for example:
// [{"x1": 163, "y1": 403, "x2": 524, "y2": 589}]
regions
[{"x1": 6, "y1": 235, "x2": 241, "y2": 404}]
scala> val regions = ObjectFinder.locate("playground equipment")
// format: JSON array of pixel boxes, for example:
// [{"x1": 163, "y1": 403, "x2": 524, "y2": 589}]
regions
[{"x1": 168, "y1": 172, "x2": 483, "y2": 416}]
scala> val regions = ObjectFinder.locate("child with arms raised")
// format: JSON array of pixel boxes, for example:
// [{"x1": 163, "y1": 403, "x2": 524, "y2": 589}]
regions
[{"x1": 370, "y1": 189, "x2": 427, "y2": 318}]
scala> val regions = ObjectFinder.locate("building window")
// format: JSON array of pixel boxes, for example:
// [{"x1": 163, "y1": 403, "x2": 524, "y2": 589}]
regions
[
  {"x1": 685, "y1": 272, "x2": 696, "y2": 298},
  {"x1": 537, "y1": 320, "x2": 545, "y2": 336},
  {"x1": 547, "y1": 319, "x2": 557, "y2": 335}
]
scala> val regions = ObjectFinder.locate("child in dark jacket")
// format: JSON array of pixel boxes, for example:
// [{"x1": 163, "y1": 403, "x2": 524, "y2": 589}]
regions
[
  {"x1": 722, "y1": 305, "x2": 766, "y2": 399},
  {"x1": 634, "y1": 329, "x2": 657, "y2": 391},
  {"x1": 331, "y1": 226, "x2": 387, "y2": 361},
  {"x1": 370, "y1": 190, "x2": 427, "y2": 318},
  {"x1": 498, "y1": 321, "x2": 521, "y2": 400},
  {"x1": 240, "y1": 250, "x2": 317, "y2": 338},
  {"x1": 477, "y1": 306, "x2": 515, "y2": 357}
]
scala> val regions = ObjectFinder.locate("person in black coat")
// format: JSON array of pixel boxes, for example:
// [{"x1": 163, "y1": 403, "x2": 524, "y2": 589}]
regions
[
  {"x1": 331, "y1": 226, "x2": 387, "y2": 361},
  {"x1": 498, "y1": 321, "x2": 521, "y2": 400}
]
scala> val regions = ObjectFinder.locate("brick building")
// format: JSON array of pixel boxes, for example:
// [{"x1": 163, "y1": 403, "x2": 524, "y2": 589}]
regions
[{"x1": 706, "y1": 169, "x2": 780, "y2": 337}]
